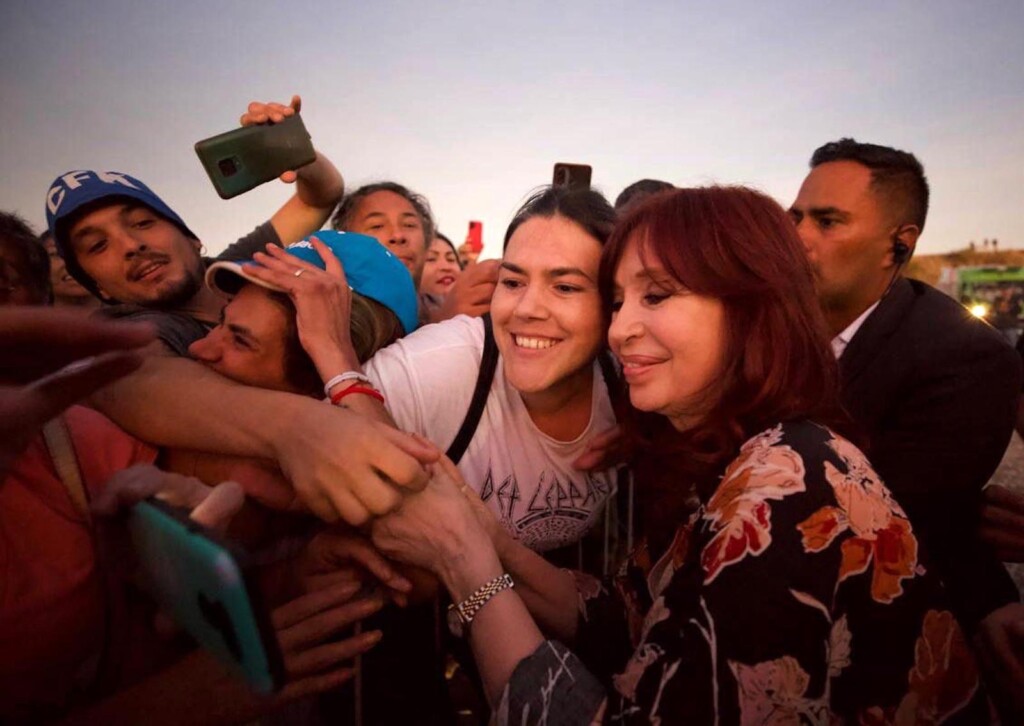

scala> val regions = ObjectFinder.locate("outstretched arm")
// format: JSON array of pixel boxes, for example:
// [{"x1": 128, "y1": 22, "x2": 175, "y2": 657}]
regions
[{"x1": 88, "y1": 355, "x2": 435, "y2": 525}]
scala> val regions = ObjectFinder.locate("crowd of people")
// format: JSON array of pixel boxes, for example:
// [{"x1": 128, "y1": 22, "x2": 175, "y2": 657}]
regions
[{"x1": 3, "y1": 96, "x2": 1024, "y2": 724}]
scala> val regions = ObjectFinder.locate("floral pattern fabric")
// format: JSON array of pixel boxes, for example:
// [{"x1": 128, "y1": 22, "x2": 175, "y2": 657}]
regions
[{"x1": 499, "y1": 421, "x2": 988, "y2": 725}]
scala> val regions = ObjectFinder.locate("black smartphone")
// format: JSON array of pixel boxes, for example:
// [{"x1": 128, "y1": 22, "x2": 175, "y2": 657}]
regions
[
  {"x1": 195, "y1": 114, "x2": 316, "y2": 199},
  {"x1": 128, "y1": 499, "x2": 286, "y2": 694},
  {"x1": 552, "y1": 163, "x2": 592, "y2": 190}
]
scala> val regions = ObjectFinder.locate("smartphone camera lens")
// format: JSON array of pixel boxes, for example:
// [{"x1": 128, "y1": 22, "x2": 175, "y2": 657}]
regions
[{"x1": 218, "y1": 157, "x2": 238, "y2": 177}]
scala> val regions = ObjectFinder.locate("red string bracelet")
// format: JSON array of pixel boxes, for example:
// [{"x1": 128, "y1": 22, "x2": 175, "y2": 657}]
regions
[{"x1": 330, "y1": 385, "x2": 385, "y2": 406}]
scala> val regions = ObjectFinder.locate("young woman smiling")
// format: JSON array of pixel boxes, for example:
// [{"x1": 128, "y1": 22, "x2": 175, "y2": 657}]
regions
[
  {"x1": 367, "y1": 186, "x2": 988, "y2": 724},
  {"x1": 247, "y1": 186, "x2": 623, "y2": 555}
]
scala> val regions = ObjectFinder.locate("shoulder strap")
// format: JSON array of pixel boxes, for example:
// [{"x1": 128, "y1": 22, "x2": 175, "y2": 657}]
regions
[
  {"x1": 446, "y1": 314, "x2": 499, "y2": 464},
  {"x1": 597, "y1": 350, "x2": 621, "y2": 394},
  {"x1": 42, "y1": 415, "x2": 92, "y2": 527}
]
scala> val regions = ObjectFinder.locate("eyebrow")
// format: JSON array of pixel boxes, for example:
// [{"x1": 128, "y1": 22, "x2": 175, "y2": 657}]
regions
[
  {"x1": 500, "y1": 261, "x2": 594, "y2": 282},
  {"x1": 226, "y1": 322, "x2": 259, "y2": 348},
  {"x1": 71, "y1": 203, "x2": 149, "y2": 243},
  {"x1": 790, "y1": 205, "x2": 850, "y2": 221},
  {"x1": 361, "y1": 211, "x2": 420, "y2": 223}
]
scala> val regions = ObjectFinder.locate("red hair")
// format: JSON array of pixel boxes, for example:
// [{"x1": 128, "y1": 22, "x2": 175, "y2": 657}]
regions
[{"x1": 599, "y1": 187, "x2": 846, "y2": 533}]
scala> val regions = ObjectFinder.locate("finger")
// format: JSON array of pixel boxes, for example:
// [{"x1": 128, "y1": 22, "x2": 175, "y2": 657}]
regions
[
  {"x1": 591, "y1": 424, "x2": 624, "y2": 449},
  {"x1": 310, "y1": 238, "x2": 349, "y2": 284},
  {"x1": 278, "y1": 666, "x2": 355, "y2": 701},
  {"x1": 0, "y1": 309, "x2": 154, "y2": 379},
  {"x1": 304, "y1": 569, "x2": 366, "y2": 593},
  {"x1": 317, "y1": 535, "x2": 413, "y2": 593},
  {"x1": 91, "y1": 464, "x2": 170, "y2": 515},
  {"x1": 242, "y1": 259, "x2": 313, "y2": 293},
  {"x1": 278, "y1": 171, "x2": 298, "y2": 184},
  {"x1": 32, "y1": 348, "x2": 143, "y2": 393},
  {"x1": 984, "y1": 485, "x2": 1024, "y2": 515},
  {"x1": 16, "y1": 351, "x2": 144, "y2": 429},
  {"x1": 253, "y1": 248, "x2": 323, "y2": 276},
  {"x1": 279, "y1": 597, "x2": 384, "y2": 653},
  {"x1": 986, "y1": 624, "x2": 1024, "y2": 687},
  {"x1": 189, "y1": 481, "x2": 245, "y2": 531},
  {"x1": 979, "y1": 504, "x2": 1024, "y2": 534},
  {"x1": 327, "y1": 482, "x2": 381, "y2": 527},
  {"x1": 376, "y1": 423, "x2": 440, "y2": 481},
  {"x1": 285, "y1": 631, "x2": 381, "y2": 680},
  {"x1": 347, "y1": 472, "x2": 404, "y2": 520},
  {"x1": 290, "y1": 95, "x2": 302, "y2": 114},
  {"x1": 273, "y1": 581, "x2": 362, "y2": 630},
  {"x1": 289, "y1": 477, "x2": 340, "y2": 523}
]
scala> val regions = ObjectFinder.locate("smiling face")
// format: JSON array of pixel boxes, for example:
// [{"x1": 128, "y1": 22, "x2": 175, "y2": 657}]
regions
[
  {"x1": 608, "y1": 235, "x2": 727, "y2": 431},
  {"x1": 187, "y1": 284, "x2": 295, "y2": 393},
  {"x1": 419, "y1": 236, "x2": 461, "y2": 297},
  {"x1": 348, "y1": 190, "x2": 428, "y2": 285},
  {"x1": 68, "y1": 202, "x2": 204, "y2": 307},
  {"x1": 491, "y1": 214, "x2": 604, "y2": 406}
]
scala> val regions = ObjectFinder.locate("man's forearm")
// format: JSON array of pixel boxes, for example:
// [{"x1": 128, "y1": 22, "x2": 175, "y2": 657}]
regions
[
  {"x1": 89, "y1": 355, "x2": 305, "y2": 456},
  {"x1": 271, "y1": 151, "x2": 344, "y2": 245},
  {"x1": 296, "y1": 151, "x2": 344, "y2": 209}
]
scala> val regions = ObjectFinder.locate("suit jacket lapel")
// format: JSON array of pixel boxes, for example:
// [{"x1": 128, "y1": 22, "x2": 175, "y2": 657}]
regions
[{"x1": 839, "y1": 278, "x2": 915, "y2": 389}]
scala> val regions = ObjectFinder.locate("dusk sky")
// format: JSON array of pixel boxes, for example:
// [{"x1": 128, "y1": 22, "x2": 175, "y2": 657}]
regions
[{"x1": 2, "y1": 0, "x2": 1022, "y2": 257}]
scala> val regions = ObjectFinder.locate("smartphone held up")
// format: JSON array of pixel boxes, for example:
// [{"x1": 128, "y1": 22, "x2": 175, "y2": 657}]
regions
[
  {"x1": 128, "y1": 499, "x2": 285, "y2": 694},
  {"x1": 465, "y1": 221, "x2": 483, "y2": 254},
  {"x1": 195, "y1": 114, "x2": 316, "y2": 199},
  {"x1": 552, "y1": 162, "x2": 592, "y2": 190}
]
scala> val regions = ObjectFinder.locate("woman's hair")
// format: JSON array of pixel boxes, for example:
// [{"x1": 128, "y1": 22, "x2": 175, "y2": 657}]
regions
[
  {"x1": 0, "y1": 211, "x2": 51, "y2": 304},
  {"x1": 264, "y1": 291, "x2": 403, "y2": 397},
  {"x1": 503, "y1": 185, "x2": 616, "y2": 251},
  {"x1": 599, "y1": 186, "x2": 845, "y2": 533}
]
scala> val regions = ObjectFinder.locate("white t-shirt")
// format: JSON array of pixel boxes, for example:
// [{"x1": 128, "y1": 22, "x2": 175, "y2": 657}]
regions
[{"x1": 364, "y1": 315, "x2": 618, "y2": 552}]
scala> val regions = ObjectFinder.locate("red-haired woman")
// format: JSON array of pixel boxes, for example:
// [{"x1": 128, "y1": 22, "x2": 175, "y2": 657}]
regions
[{"x1": 370, "y1": 187, "x2": 988, "y2": 723}]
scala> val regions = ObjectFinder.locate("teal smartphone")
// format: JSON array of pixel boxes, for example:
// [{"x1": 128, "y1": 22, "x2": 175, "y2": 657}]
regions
[
  {"x1": 194, "y1": 114, "x2": 316, "y2": 199},
  {"x1": 127, "y1": 499, "x2": 285, "y2": 694}
]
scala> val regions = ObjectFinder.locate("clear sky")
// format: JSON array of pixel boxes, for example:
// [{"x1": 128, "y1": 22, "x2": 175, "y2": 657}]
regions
[{"x1": 2, "y1": 0, "x2": 1022, "y2": 257}]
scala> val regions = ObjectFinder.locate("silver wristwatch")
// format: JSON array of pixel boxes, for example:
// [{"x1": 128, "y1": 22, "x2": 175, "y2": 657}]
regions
[{"x1": 446, "y1": 573, "x2": 514, "y2": 638}]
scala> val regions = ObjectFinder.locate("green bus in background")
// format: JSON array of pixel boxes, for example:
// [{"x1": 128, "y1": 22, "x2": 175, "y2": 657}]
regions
[{"x1": 940, "y1": 266, "x2": 1024, "y2": 338}]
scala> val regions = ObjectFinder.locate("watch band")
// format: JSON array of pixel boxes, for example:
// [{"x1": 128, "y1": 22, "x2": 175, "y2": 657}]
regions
[{"x1": 450, "y1": 573, "x2": 514, "y2": 628}]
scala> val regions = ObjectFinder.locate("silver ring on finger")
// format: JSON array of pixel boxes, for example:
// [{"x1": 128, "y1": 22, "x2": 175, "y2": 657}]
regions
[{"x1": 294, "y1": 269, "x2": 305, "y2": 278}]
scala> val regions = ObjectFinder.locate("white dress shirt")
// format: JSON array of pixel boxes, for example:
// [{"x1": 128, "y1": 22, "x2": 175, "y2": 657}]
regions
[{"x1": 831, "y1": 301, "x2": 881, "y2": 359}]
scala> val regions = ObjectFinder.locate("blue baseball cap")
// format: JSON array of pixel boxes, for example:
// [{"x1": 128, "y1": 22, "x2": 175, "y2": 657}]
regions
[
  {"x1": 206, "y1": 230, "x2": 420, "y2": 335},
  {"x1": 45, "y1": 170, "x2": 196, "y2": 254}
]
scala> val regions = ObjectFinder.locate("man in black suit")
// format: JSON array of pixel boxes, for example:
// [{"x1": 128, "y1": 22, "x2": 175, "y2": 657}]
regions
[{"x1": 789, "y1": 139, "x2": 1023, "y2": 715}]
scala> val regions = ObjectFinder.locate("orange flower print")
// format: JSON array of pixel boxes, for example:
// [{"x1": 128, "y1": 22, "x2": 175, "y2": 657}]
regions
[
  {"x1": 701, "y1": 425, "x2": 806, "y2": 583},
  {"x1": 859, "y1": 610, "x2": 979, "y2": 724},
  {"x1": 796, "y1": 435, "x2": 919, "y2": 604}
]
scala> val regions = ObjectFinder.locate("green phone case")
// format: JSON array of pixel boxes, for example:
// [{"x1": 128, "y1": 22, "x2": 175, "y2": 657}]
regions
[
  {"x1": 194, "y1": 114, "x2": 316, "y2": 199},
  {"x1": 127, "y1": 500, "x2": 285, "y2": 693}
]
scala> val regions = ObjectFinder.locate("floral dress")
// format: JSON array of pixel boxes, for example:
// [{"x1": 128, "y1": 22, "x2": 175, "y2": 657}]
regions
[{"x1": 497, "y1": 421, "x2": 988, "y2": 725}]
